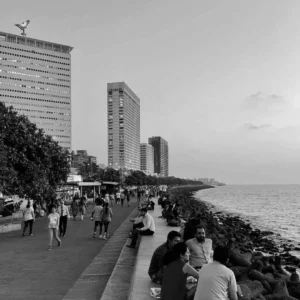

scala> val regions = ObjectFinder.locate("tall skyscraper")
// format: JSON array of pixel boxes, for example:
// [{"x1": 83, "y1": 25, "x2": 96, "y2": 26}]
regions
[
  {"x1": 148, "y1": 136, "x2": 169, "y2": 177},
  {"x1": 140, "y1": 143, "x2": 154, "y2": 174},
  {"x1": 0, "y1": 31, "x2": 72, "y2": 149},
  {"x1": 107, "y1": 82, "x2": 140, "y2": 170}
]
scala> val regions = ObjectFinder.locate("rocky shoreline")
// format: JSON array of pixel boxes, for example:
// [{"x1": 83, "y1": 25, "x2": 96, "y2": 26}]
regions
[{"x1": 168, "y1": 186, "x2": 300, "y2": 300}]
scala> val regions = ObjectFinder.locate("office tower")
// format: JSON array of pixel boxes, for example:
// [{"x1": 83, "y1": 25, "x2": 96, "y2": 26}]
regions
[
  {"x1": 140, "y1": 143, "x2": 154, "y2": 174},
  {"x1": 148, "y1": 136, "x2": 169, "y2": 177},
  {"x1": 0, "y1": 31, "x2": 72, "y2": 149},
  {"x1": 107, "y1": 82, "x2": 140, "y2": 170}
]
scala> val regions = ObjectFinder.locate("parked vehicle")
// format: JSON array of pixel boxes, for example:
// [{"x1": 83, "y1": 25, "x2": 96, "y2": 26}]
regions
[{"x1": 0, "y1": 198, "x2": 22, "y2": 217}]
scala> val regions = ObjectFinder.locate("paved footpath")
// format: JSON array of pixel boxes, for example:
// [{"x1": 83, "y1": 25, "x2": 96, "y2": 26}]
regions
[{"x1": 0, "y1": 198, "x2": 138, "y2": 300}]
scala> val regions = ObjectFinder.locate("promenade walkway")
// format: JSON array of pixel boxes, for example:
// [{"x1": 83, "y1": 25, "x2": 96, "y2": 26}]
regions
[{"x1": 0, "y1": 197, "x2": 139, "y2": 300}]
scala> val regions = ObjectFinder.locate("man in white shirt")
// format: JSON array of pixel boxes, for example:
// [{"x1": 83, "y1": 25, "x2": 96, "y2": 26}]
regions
[
  {"x1": 186, "y1": 226, "x2": 213, "y2": 270},
  {"x1": 57, "y1": 199, "x2": 70, "y2": 237},
  {"x1": 127, "y1": 208, "x2": 155, "y2": 248},
  {"x1": 194, "y1": 245, "x2": 238, "y2": 300}
]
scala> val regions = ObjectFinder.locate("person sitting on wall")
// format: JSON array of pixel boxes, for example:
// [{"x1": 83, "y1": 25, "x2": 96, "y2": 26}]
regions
[
  {"x1": 126, "y1": 208, "x2": 155, "y2": 249},
  {"x1": 148, "y1": 230, "x2": 181, "y2": 284}
]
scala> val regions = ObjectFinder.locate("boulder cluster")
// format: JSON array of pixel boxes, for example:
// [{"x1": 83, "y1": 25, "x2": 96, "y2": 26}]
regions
[{"x1": 168, "y1": 186, "x2": 300, "y2": 300}]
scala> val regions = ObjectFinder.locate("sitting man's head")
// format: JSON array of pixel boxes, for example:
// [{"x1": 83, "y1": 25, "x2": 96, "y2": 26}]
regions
[
  {"x1": 140, "y1": 207, "x2": 148, "y2": 216},
  {"x1": 213, "y1": 245, "x2": 230, "y2": 265},
  {"x1": 195, "y1": 226, "x2": 206, "y2": 243},
  {"x1": 167, "y1": 231, "x2": 181, "y2": 249}
]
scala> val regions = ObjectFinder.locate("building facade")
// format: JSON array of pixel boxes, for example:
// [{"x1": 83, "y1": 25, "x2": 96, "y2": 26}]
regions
[
  {"x1": 140, "y1": 143, "x2": 154, "y2": 174},
  {"x1": 0, "y1": 31, "x2": 72, "y2": 149},
  {"x1": 71, "y1": 150, "x2": 97, "y2": 169},
  {"x1": 107, "y1": 82, "x2": 140, "y2": 170},
  {"x1": 148, "y1": 136, "x2": 169, "y2": 177}
]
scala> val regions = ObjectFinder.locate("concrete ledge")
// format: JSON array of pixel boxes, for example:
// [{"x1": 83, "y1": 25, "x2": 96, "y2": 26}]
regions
[
  {"x1": 128, "y1": 198, "x2": 180, "y2": 300},
  {"x1": 0, "y1": 212, "x2": 23, "y2": 233}
]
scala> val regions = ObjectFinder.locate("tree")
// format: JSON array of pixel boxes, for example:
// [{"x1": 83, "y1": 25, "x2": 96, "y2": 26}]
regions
[{"x1": 0, "y1": 102, "x2": 70, "y2": 201}]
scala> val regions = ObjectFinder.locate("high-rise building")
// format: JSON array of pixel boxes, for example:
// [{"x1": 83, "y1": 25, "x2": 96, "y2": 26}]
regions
[
  {"x1": 140, "y1": 143, "x2": 154, "y2": 174},
  {"x1": 0, "y1": 31, "x2": 72, "y2": 149},
  {"x1": 107, "y1": 82, "x2": 140, "y2": 170},
  {"x1": 148, "y1": 136, "x2": 169, "y2": 177},
  {"x1": 71, "y1": 150, "x2": 97, "y2": 169}
]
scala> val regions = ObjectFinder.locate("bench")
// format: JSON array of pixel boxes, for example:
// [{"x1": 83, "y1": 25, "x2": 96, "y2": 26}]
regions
[{"x1": 128, "y1": 198, "x2": 181, "y2": 300}]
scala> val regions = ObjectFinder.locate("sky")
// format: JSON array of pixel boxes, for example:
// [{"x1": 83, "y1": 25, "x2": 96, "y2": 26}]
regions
[{"x1": 1, "y1": 0, "x2": 300, "y2": 184}]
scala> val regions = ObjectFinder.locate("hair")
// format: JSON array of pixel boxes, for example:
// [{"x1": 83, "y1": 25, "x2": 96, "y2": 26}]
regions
[
  {"x1": 213, "y1": 246, "x2": 230, "y2": 264},
  {"x1": 140, "y1": 208, "x2": 147, "y2": 213},
  {"x1": 164, "y1": 242, "x2": 187, "y2": 266},
  {"x1": 26, "y1": 203, "x2": 30, "y2": 209},
  {"x1": 167, "y1": 231, "x2": 181, "y2": 241},
  {"x1": 104, "y1": 202, "x2": 109, "y2": 214},
  {"x1": 196, "y1": 225, "x2": 205, "y2": 231},
  {"x1": 50, "y1": 205, "x2": 57, "y2": 211},
  {"x1": 95, "y1": 198, "x2": 100, "y2": 206}
]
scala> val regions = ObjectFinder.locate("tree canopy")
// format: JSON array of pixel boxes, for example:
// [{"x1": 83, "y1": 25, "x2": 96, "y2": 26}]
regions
[{"x1": 0, "y1": 102, "x2": 70, "y2": 200}]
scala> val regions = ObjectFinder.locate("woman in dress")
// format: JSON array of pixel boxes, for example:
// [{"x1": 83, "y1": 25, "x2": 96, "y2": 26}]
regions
[
  {"x1": 102, "y1": 202, "x2": 113, "y2": 240},
  {"x1": 161, "y1": 242, "x2": 198, "y2": 300},
  {"x1": 71, "y1": 197, "x2": 79, "y2": 220},
  {"x1": 79, "y1": 196, "x2": 87, "y2": 221}
]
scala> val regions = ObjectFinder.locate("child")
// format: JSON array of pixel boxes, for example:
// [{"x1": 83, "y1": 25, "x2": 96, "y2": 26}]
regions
[
  {"x1": 102, "y1": 202, "x2": 113, "y2": 240},
  {"x1": 47, "y1": 205, "x2": 61, "y2": 251},
  {"x1": 91, "y1": 199, "x2": 104, "y2": 238}
]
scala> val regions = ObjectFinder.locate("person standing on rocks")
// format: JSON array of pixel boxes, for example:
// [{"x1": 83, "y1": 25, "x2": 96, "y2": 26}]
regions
[
  {"x1": 185, "y1": 226, "x2": 213, "y2": 270},
  {"x1": 194, "y1": 245, "x2": 238, "y2": 300},
  {"x1": 47, "y1": 205, "x2": 61, "y2": 251}
]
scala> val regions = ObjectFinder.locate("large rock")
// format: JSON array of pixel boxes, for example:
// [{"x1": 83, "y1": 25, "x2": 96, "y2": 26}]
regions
[
  {"x1": 239, "y1": 280, "x2": 264, "y2": 298},
  {"x1": 230, "y1": 249, "x2": 252, "y2": 267}
]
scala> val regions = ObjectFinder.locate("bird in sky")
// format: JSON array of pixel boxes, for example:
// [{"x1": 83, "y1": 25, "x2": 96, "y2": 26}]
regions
[{"x1": 15, "y1": 20, "x2": 30, "y2": 36}]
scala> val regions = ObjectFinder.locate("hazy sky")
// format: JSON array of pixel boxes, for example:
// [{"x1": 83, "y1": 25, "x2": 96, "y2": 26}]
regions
[{"x1": 2, "y1": 0, "x2": 300, "y2": 184}]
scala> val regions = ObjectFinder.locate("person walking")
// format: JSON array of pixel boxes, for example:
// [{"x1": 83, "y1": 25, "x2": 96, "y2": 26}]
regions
[
  {"x1": 57, "y1": 199, "x2": 70, "y2": 237},
  {"x1": 102, "y1": 202, "x2": 113, "y2": 240},
  {"x1": 126, "y1": 193, "x2": 130, "y2": 207},
  {"x1": 22, "y1": 202, "x2": 35, "y2": 236},
  {"x1": 71, "y1": 197, "x2": 79, "y2": 220},
  {"x1": 120, "y1": 191, "x2": 125, "y2": 207},
  {"x1": 47, "y1": 205, "x2": 61, "y2": 251},
  {"x1": 79, "y1": 196, "x2": 87, "y2": 221},
  {"x1": 109, "y1": 193, "x2": 114, "y2": 208},
  {"x1": 91, "y1": 199, "x2": 104, "y2": 238},
  {"x1": 116, "y1": 190, "x2": 121, "y2": 204}
]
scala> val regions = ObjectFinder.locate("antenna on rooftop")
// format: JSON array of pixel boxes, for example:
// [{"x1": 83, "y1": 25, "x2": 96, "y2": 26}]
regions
[{"x1": 15, "y1": 20, "x2": 30, "y2": 36}]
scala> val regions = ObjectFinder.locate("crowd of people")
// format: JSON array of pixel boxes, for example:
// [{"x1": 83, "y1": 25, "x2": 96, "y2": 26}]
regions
[{"x1": 124, "y1": 190, "x2": 243, "y2": 300}]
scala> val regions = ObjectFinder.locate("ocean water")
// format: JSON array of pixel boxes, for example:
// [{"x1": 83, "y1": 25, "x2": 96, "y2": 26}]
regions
[{"x1": 194, "y1": 185, "x2": 300, "y2": 250}]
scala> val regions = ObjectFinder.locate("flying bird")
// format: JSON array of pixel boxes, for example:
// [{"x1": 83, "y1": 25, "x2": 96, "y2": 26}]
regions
[{"x1": 15, "y1": 20, "x2": 30, "y2": 36}]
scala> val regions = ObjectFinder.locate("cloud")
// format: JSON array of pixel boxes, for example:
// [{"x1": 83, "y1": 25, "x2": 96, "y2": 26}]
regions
[
  {"x1": 244, "y1": 93, "x2": 285, "y2": 110},
  {"x1": 244, "y1": 123, "x2": 272, "y2": 130}
]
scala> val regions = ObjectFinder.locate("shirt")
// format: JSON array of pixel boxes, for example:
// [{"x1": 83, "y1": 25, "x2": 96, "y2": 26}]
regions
[
  {"x1": 48, "y1": 212, "x2": 60, "y2": 229},
  {"x1": 23, "y1": 207, "x2": 34, "y2": 221},
  {"x1": 141, "y1": 212, "x2": 155, "y2": 232},
  {"x1": 148, "y1": 242, "x2": 169, "y2": 277},
  {"x1": 57, "y1": 204, "x2": 70, "y2": 217},
  {"x1": 92, "y1": 205, "x2": 103, "y2": 221},
  {"x1": 186, "y1": 238, "x2": 213, "y2": 267},
  {"x1": 102, "y1": 207, "x2": 113, "y2": 222},
  {"x1": 194, "y1": 261, "x2": 237, "y2": 300},
  {"x1": 116, "y1": 192, "x2": 121, "y2": 198}
]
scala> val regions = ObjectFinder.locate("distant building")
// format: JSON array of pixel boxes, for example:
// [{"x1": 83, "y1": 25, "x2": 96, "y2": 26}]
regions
[
  {"x1": 71, "y1": 150, "x2": 97, "y2": 169},
  {"x1": 148, "y1": 136, "x2": 169, "y2": 177},
  {"x1": 140, "y1": 143, "x2": 154, "y2": 174},
  {"x1": 0, "y1": 31, "x2": 73, "y2": 149},
  {"x1": 107, "y1": 82, "x2": 140, "y2": 170},
  {"x1": 98, "y1": 163, "x2": 106, "y2": 169}
]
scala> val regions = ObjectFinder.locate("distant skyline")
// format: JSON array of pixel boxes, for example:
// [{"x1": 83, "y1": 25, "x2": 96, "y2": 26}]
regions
[{"x1": 1, "y1": 0, "x2": 300, "y2": 184}]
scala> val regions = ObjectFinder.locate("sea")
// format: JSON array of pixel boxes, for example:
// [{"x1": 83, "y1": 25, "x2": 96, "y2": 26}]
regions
[{"x1": 194, "y1": 184, "x2": 300, "y2": 257}]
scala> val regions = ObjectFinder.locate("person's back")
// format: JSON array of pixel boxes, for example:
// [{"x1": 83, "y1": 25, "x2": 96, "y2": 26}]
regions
[
  {"x1": 194, "y1": 246, "x2": 237, "y2": 300},
  {"x1": 161, "y1": 259, "x2": 186, "y2": 300}
]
